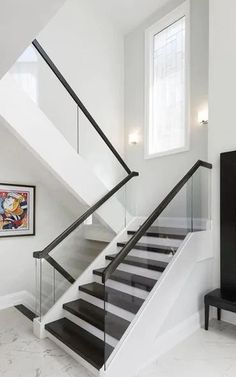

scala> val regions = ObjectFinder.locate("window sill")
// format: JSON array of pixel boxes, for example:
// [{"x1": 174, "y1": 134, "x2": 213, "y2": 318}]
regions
[{"x1": 144, "y1": 145, "x2": 189, "y2": 160}]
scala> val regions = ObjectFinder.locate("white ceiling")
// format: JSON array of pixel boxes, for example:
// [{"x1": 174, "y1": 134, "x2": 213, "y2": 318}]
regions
[{"x1": 96, "y1": 0, "x2": 170, "y2": 34}]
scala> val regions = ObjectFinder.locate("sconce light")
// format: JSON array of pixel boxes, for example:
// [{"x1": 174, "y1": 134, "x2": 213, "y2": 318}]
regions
[
  {"x1": 128, "y1": 132, "x2": 140, "y2": 145},
  {"x1": 198, "y1": 109, "x2": 208, "y2": 126}
]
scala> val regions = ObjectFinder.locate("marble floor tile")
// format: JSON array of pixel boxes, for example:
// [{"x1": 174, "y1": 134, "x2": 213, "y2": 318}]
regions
[
  {"x1": 0, "y1": 307, "x2": 93, "y2": 377},
  {"x1": 137, "y1": 319, "x2": 236, "y2": 377},
  {"x1": 1, "y1": 308, "x2": 236, "y2": 377}
]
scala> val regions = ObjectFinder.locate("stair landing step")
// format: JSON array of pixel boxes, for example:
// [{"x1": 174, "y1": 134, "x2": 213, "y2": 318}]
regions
[
  {"x1": 63, "y1": 299, "x2": 129, "y2": 340},
  {"x1": 117, "y1": 242, "x2": 176, "y2": 254},
  {"x1": 106, "y1": 254, "x2": 168, "y2": 272},
  {"x1": 94, "y1": 268, "x2": 157, "y2": 292},
  {"x1": 128, "y1": 226, "x2": 188, "y2": 240},
  {"x1": 45, "y1": 318, "x2": 113, "y2": 370},
  {"x1": 79, "y1": 282, "x2": 144, "y2": 314}
]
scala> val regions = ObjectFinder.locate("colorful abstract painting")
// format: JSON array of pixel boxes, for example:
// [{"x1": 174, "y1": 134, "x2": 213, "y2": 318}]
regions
[{"x1": 0, "y1": 184, "x2": 35, "y2": 237}]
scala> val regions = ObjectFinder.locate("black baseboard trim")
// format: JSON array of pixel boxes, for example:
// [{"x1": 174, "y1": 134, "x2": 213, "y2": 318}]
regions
[{"x1": 15, "y1": 305, "x2": 37, "y2": 321}]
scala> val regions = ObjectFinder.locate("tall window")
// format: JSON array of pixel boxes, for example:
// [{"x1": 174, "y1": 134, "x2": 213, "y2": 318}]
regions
[{"x1": 145, "y1": 3, "x2": 189, "y2": 158}]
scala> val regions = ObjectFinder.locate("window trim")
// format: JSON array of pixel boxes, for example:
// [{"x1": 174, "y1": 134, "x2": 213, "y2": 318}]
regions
[{"x1": 144, "y1": 1, "x2": 190, "y2": 159}]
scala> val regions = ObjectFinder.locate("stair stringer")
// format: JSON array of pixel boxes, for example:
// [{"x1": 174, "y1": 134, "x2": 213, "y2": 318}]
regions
[
  {"x1": 0, "y1": 74, "x2": 130, "y2": 233},
  {"x1": 33, "y1": 217, "x2": 142, "y2": 339},
  {"x1": 102, "y1": 230, "x2": 213, "y2": 377}
]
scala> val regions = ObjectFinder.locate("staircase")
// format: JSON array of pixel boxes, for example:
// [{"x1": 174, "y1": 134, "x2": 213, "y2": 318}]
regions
[
  {"x1": 32, "y1": 158, "x2": 212, "y2": 377},
  {"x1": 44, "y1": 226, "x2": 187, "y2": 372},
  {"x1": 2, "y1": 36, "x2": 213, "y2": 377}
]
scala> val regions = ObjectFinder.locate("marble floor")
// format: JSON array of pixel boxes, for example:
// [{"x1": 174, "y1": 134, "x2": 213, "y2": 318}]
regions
[
  {"x1": 0, "y1": 307, "x2": 93, "y2": 377},
  {"x1": 1, "y1": 308, "x2": 236, "y2": 377},
  {"x1": 137, "y1": 319, "x2": 236, "y2": 377}
]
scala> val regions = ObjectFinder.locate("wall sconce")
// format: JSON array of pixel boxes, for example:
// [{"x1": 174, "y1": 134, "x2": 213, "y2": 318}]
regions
[
  {"x1": 198, "y1": 109, "x2": 208, "y2": 126},
  {"x1": 128, "y1": 132, "x2": 140, "y2": 145}
]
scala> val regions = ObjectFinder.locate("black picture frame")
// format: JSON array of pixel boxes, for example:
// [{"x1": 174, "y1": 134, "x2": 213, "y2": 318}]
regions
[{"x1": 0, "y1": 183, "x2": 35, "y2": 237}]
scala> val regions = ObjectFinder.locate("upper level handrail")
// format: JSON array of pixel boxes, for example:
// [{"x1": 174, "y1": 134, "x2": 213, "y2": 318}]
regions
[
  {"x1": 102, "y1": 160, "x2": 212, "y2": 283},
  {"x1": 32, "y1": 39, "x2": 131, "y2": 175},
  {"x1": 34, "y1": 171, "x2": 138, "y2": 260}
]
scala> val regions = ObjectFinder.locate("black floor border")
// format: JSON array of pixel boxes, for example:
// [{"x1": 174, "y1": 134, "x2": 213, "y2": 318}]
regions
[{"x1": 15, "y1": 304, "x2": 37, "y2": 321}]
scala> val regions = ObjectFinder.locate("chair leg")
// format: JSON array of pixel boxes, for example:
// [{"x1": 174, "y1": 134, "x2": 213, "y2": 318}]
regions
[
  {"x1": 217, "y1": 308, "x2": 221, "y2": 321},
  {"x1": 205, "y1": 304, "x2": 209, "y2": 330}
]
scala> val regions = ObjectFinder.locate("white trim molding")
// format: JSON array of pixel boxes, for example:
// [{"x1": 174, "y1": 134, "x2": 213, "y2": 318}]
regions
[
  {"x1": 144, "y1": 1, "x2": 190, "y2": 159},
  {"x1": 0, "y1": 290, "x2": 35, "y2": 312},
  {"x1": 137, "y1": 310, "x2": 203, "y2": 374}
]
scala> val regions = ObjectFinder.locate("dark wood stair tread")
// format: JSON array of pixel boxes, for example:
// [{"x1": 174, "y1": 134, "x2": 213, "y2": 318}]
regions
[
  {"x1": 106, "y1": 254, "x2": 168, "y2": 272},
  {"x1": 117, "y1": 241, "x2": 176, "y2": 254},
  {"x1": 45, "y1": 318, "x2": 113, "y2": 370},
  {"x1": 79, "y1": 282, "x2": 143, "y2": 314},
  {"x1": 63, "y1": 299, "x2": 129, "y2": 340},
  {"x1": 94, "y1": 268, "x2": 157, "y2": 292},
  {"x1": 127, "y1": 226, "x2": 188, "y2": 240}
]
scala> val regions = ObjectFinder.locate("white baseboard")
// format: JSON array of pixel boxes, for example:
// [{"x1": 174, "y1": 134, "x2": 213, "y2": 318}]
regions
[
  {"x1": 155, "y1": 310, "x2": 203, "y2": 358},
  {"x1": 0, "y1": 290, "x2": 35, "y2": 312},
  {"x1": 210, "y1": 304, "x2": 236, "y2": 326},
  {"x1": 137, "y1": 310, "x2": 202, "y2": 375},
  {"x1": 213, "y1": 310, "x2": 236, "y2": 326}
]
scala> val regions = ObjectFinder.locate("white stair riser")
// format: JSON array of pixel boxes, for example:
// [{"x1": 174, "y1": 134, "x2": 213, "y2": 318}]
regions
[
  {"x1": 114, "y1": 263, "x2": 163, "y2": 280},
  {"x1": 46, "y1": 331, "x2": 99, "y2": 376},
  {"x1": 125, "y1": 235, "x2": 182, "y2": 247},
  {"x1": 64, "y1": 310, "x2": 118, "y2": 348},
  {"x1": 93, "y1": 275, "x2": 150, "y2": 300},
  {"x1": 128, "y1": 249, "x2": 173, "y2": 262},
  {"x1": 79, "y1": 291, "x2": 135, "y2": 322}
]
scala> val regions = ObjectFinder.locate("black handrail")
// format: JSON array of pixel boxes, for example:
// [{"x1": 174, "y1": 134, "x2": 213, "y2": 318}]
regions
[
  {"x1": 102, "y1": 160, "x2": 212, "y2": 283},
  {"x1": 46, "y1": 256, "x2": 75, "y2": 284},
  {"x1": 34, "y1": 171, "x2": 138, "y2": 260},
  {"x1": 32, "y1": 39, "x2": 131, "y2": 175}
]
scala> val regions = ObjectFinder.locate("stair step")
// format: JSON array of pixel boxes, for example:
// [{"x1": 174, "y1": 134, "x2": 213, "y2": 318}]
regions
[
  {"x1": 63, "y1": 299, "x2": 129, "y2": 340},
  {"x1": 117, "y1": 242, "x2": 176, "y2": 254},
  {"x1": 79, "y1": 282, "x2": 144, "y2": 314},
  {"x1": 94, "y1": 268, "x2": 157, "y2": 292},
  {"x1": 106, "y1": 254, "x2": 168, "y2": 272},
  {"x1": 45, "y1": 318, "x2": 113, "y2": 370},
  {"x1": 127, "y1": 226, "x2": 188, "y2": 240}
]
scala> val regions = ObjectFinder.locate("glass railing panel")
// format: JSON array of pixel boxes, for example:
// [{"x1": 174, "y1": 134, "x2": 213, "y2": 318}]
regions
[
  {"x1": 149, "y1": 180, "x2": 191, "y2": 238},
  {"x1": 9, "y1": 43, "x2": 129, "y2": 189},
  {"x1": 34, "y1": 178, "x2": 134, "y2": 320},
  {"x1": 149, "y1": 167, "x2": 211, "y2": 235},
  {"x1": 192, "y1": 166, "x2": 212, "y2": 231},
  {"x1": 103, "y1": 165, "x2": 212, "y2": 370},
  {"x1": 35, "y1": 258, "x2": 71, "y2": 320},
  {"x1": 8, "y1": 45, "x2": 78, "y2": 150},
  {"x1": 48, "y1": 184, "x2": 128, "y2": 280},
  {"x1": 78, "y1": 109, "x2": 127, "y2": 188}
]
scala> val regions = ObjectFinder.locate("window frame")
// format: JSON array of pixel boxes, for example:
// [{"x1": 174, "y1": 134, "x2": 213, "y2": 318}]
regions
[{"x1": 144, "y1": 1, "x2": 190, "y2": 159}]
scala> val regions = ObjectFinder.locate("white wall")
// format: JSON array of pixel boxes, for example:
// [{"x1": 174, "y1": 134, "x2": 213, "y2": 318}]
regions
[
  {"x1": 36, "y1": 0, "x2": 126, "y2": 188},
  {"x1": 124, "y1": 0, "x2": 209, "y2": 216},
  {"x1": 0, "y1": 123, "x2": 85, "y2": 301},
  {"x1": 0, "y1": 121, "x2": 111, "y2": 312},
  {"x1": 208, "y1": 0, "x2": 236, "y2": 294},
  {"x1": 0, "y1": 0, "x2": 66, "y2": 79},
  {"x1": 0, "y1": 74, "x2": 128, "y2": 234}
]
